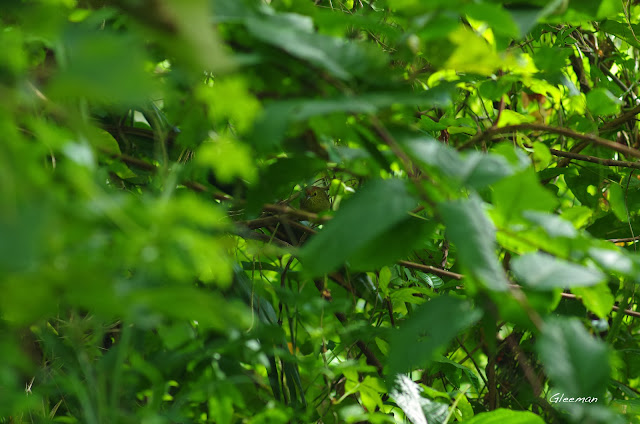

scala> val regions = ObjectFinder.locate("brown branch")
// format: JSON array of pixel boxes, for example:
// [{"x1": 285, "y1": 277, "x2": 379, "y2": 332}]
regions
[
  {"x1": 386, "y1": 299, "x2": 396, "y2": 327},
  {"x1": 99, "y1": 148, "x2": 157, "y2": 172},
  {"x1": 237, "y1": 229, "x2": 292, "y2": 248},
  {"x1": 398, "y1": 260, "x2": 463, "y2": 280},
  {"x1": 182, "y1": 181, "x2": 231, "y2": 201},
  {"x1": 601, "y1": 103, "x2": 640, "y2": 131},
  {"x1": 504, "y1": 335, "x2": 542, "y2": 397},
  {"x1": 458, "y1": 123, "x2": 640, "y2": 160},
  {"x1": 609, "y1": 235, "x2": 640, "y2": 243},
  {"x1": 456, "y1": 337, "x2": 488, "y2": 387},
  {"x1": 548, "y1": 148, "x2": 640, "y2": 170},
  {"x1": 555, "y1": 140, "x2": 589, "y2": 169},
  {"x1": 569, "y1": 54, "x2": 590, "y2": 94},
  {"x1": 492, "y1": 96, "x2": 506, "y2": 129},
  {"x1": 241, "y1": 216, "x2": 281, "y2": 230},
  {"x1": 263, "y1": 204, "x2": 331, "y2": 223}
]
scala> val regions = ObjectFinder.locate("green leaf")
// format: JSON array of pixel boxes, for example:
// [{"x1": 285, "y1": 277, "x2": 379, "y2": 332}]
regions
[
  {"x1": 600, "y1": 20, "x2": 640, "y2": 49},
  {"x1": 445, "y1": 27, "x2": 504, "y2": 75},
  {"x1": 439, "y1": 195, "x2": 510, "y2": 291},
  {"x1": 401, "y1": 134, "x2": 514, "y2": 189},
  {"x1": 460, "y1": 152, "x2": 514, "y2": 189},
  {"x1": 196, "y1": 136, "x2": 257, "y2": 184},
  {"x1": 464, "y1": 3, "x2": 519, "y2": 38},
  {"x1": 245, "y1": 14, "x2": 385, "y2": 80},
  {"x1": 522, "y1": 211, "x2": 577, "y2": 238},
  {"x1": 349, "y1": 217, "x2": 435, "y2": 271},
  {"x1": 572, "y1": 284, "x2": 615, "y2": 319},
  {"x1": 588, "y1": 247, "x2": 635, "y2": 275},
  {"x1": 246, "y1": 156, "x2": 326, "y2": 214},
  {"x1": 506, "y1": 0, "x2": 565, "y2": 37},
  {"x1": 586, "y1": 88, "x2": 622, "y2": 116},
  {"x1": 390, "y1": 287, "x2": 430, "y2": 305},
  {"x1": 463, "y1": 408, "x2": 545, "y2": 424},
  {"x1": 561, "y1": 206, "x2": 593, "y2": 229},
  {"x1": 532, "y1": 142, "x2": 552, "y2": 170},
  {"x1": 607, "y1": 183, "x2": 628, "y2": 222},
  {"x1": 497, "y1": 110, "x2": 536, "y2": 126},
  {"x1": 388, "y1": 296, "x2": 482, "y2": 374},
  {"x1": 492, "y1": 169, "x2": 558, "y2": 224},
  {"x1": 433, "y1": 356, "x2": 482, "y2": 392},
  {"x1": 300, "y1": 179, "x2": 417, "y2": 276},
  {"x1": 49, "y1": 29, "x2": 155, "y2": 105},
  {"x1": 479, "y1": 79, "x2": 513, "y2": 101},
  {"x1": 511, "y1": 252, "x2": 606, "y2": 290},
  {"x1": 537, "y1": 318, "x2": 610, "y2": 398},
  {"x1": 129, "y1": 287, "x2": 251, "y2": 331},
  {"x1": 390, "y1": 375, "x2": 449, "y2": 424},
  {"x1": 252, "y1": 88, "x2": 452, "y2": 151},
  {"x1": 533, "y1": 46, "x2": 572, "y2": 72}
]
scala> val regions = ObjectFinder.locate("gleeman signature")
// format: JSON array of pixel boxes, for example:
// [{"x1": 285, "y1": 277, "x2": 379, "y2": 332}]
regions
[{"x1": 549, "y1": 393, "x2": 598, "y2": 404}]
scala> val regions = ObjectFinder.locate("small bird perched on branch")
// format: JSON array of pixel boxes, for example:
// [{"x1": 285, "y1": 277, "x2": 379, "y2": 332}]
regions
[{"x1": 300, "y1": 186, "x2": 331, "y2": 213}]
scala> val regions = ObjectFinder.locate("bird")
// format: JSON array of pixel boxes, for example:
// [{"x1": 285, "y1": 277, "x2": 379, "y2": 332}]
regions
[{"x1": 300, "y1": 186, "x2": 331, "y2": 213}]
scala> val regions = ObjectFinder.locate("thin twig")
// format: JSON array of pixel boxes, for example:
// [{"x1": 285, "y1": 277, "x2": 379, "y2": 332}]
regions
[
  {"x1": 263, "y1": 204, "x2": 331, "y2": 223},
  {"x1": 99, "y1": 148, "x2": 156, "y2": 172},
  {"x1": 398, "y1": 260, "x2": 462, "y2": 280},
  {"x1": 458, "y1": 123, "x2": 640, "y2": 160},
  {"x1": 548, "y1": 148, "x2": 640, "y2": 170},
  {"x1": 601, "y1": 103, "x2": 640, "y2": 131},
  {"x1": 624, "y1": 170, "x2": 637, "y2": 252},
  {"x1": 555, "y1": 140, "x2": 589, "y2": 169},
  {"x1": 455, "y1": 337, "x2": 489, "y2": 387},
  {"x1": 504, "y1": 335, "x2": 542, "y2": 397},
  {"x1": 608, "y1": 235, "x2": 640, "y2": 243}
]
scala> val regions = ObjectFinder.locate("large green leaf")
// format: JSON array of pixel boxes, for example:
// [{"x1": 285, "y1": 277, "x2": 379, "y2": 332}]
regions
[
  {"x1": 537, "y1": 318, "x2": 610, "y2": 398},
  {"x1": 600, "y1": 19, "x2": 640, "y2": 49},
  {"x1": 246, "y1": 156, "x2": 326, "y2": 214},
  {"x1": 49, "y1": 28, "x2": 155, "y2": 105},
  {"x1": 522, "y1": 211, "x2": 578, "y2": 238},
  {"x1": 439, "y1": 195, "x2": 510, "y2": 291},
  {"x1": 463, "y1": 408, "x2": 545, "y2": 424},
  {"x1": 463, "y1": 3, "x2": 519, "y2": 38},
  {"x1": 388, "y1": 296, "x2": 482, "y2": 374},
  {"x1": 572, "y1": 284, "x2": 614, "y2": 319},
  {"x1": 245, "y1": 14, "x2": 386, "y2": 80},
  {"x1": 348, "y1": 216, "x2": 435, "y2": 271},
  {"x1": 492, "y1": 169, "x2": 558, "y2": 225},
  {"x1": 588, "y1": 246, "x2": 636, "y2": 276},
  {"x1": 300, "y1": 178, "x2": 417, "y2": 276},
  {"x1": 390, "y1": 375, "x2": 448, "y2": 424},
  {"x1": 587, "y1": 88, "x2": 622, "y2": 116},
  {"x1": 511, "y1": 252, "x2": 606, "y2": 290},
  {"x1": 252, "y1": 88, "x2": 453, "y2": 151},
  {"x1": 401, "y1": 134, "x2": 514, "y2": 190}
]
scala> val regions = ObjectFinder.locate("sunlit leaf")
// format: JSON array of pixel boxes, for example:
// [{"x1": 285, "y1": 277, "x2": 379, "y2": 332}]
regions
[{"x1": 463, "y1": 408, "x2": 545, "y2": 424}]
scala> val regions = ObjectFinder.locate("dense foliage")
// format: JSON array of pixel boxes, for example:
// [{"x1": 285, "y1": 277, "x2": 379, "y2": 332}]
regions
[{"x1": 3, "y1": 0, "x2": 640, "y2": 422}]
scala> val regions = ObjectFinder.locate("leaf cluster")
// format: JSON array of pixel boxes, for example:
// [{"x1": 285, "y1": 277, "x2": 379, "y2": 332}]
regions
[{"x1": 2, "y1": 0, "x2": 640, "y2": 423}]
